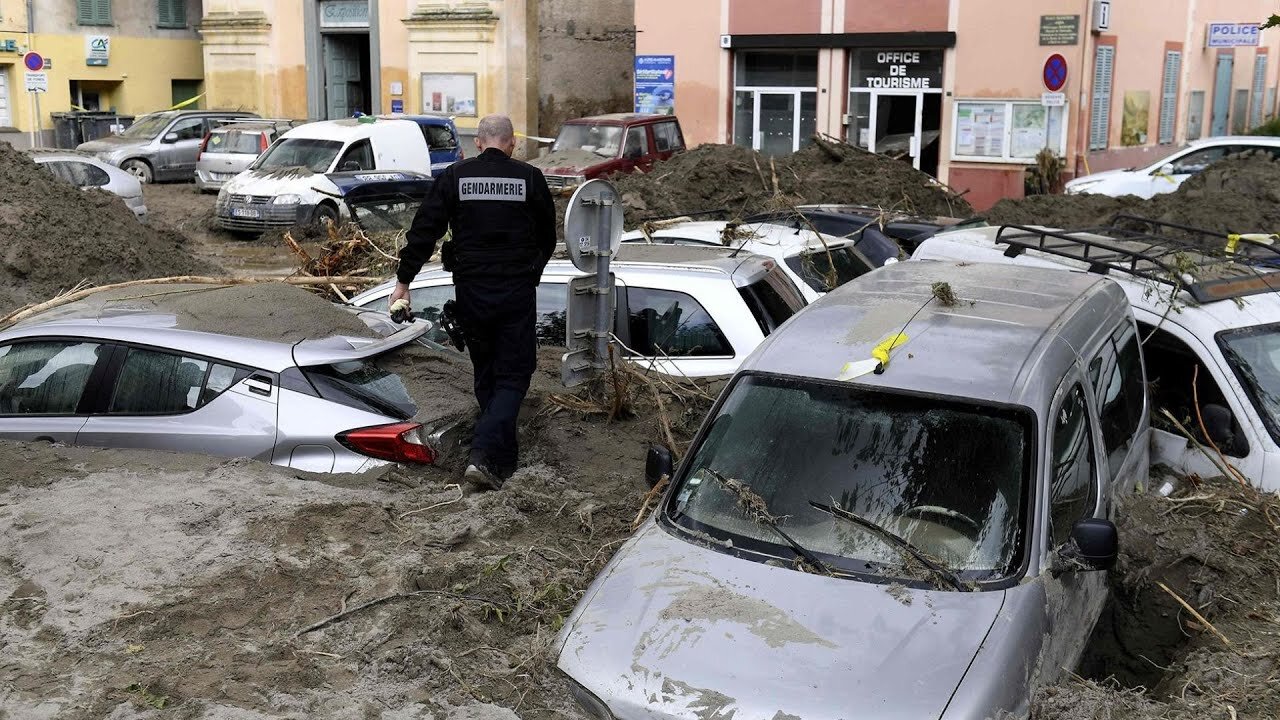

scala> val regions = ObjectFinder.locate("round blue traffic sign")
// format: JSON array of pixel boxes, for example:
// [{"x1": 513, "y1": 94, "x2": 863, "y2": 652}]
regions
[
  {"x1": 1043, "y1": 53, "x2": 1068, "y2": 92},
  {"x1": 22, "y1": 52, "x2": 44, "y2": 72}
]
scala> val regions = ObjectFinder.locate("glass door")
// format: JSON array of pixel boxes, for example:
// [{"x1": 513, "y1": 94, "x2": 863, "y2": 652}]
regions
[
  {"x1": 735, "y1": 90, "x2": 818, "y2": 156},
  {"x1": 869, "y1": 91, "x2": 924, "y2": 170}
]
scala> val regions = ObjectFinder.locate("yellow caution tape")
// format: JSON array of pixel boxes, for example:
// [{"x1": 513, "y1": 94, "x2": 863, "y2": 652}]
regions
[
  {"x1": 871, "y1": 332, "x2": 909, "y2": 369},
  {"x1": 836, "y1": 332, "x2": 910, "y2": 381},
  {"x1": 167, "y1": 93, "x2": 205, "y2": 111},
  {"x1": 516, "y1": 130, "x2": 557, "y2": 143},
  {"x1": 1226, "y1": 233, "x2": 1279, "y2": 254}
]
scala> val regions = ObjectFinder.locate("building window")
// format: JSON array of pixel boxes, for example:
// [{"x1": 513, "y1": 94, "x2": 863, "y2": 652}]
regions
[
  {"x1": 1090, "y1": 44, "x2": 1115, "y2": 151},
  {"x1": 732, "y1": 51, "x2": 818, "y2": 156},
  {"x1": 157, "y1": 0, "x2": 186, "y2": 28},
  {"x1": 1269, "y1": 87, "x2": 1278, "y2": 121},
  {"x1": 952, "y1": 100, "x2": 1067, "y2": 163},
  {"x1": 1186, "y1": 90, "x2": 1205, "y2": 140},
  {"x1": 1158, "y1": 50, "x2": 1181, "y2": 144},
  {"x1": 0, "y1": 68, "x2": 9, "y2": 127},
  {"x1": 1251, "y1": 54, "x2": 1268, "y2": 129},
  {"x1": 1233, "y1": 87, "x2": 1250, "y2": 133},
  {"x1": 77, "y1": 0, "x2": 112, "y2": 26}
]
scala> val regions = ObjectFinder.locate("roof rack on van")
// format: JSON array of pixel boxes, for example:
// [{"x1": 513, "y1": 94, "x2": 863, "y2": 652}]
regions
[{"x1": 993, "y1": 222, "x2": 1280, "y2": 304}]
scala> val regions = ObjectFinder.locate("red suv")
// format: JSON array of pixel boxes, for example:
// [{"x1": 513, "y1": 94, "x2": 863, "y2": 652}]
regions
[{"x1": 532, "y1": 113, "x2": 685, "y2": 191}]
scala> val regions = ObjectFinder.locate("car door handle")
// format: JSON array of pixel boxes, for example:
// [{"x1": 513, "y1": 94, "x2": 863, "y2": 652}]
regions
[{"x1": 245, "y1": 375, "x2": 273, "y2": 397}]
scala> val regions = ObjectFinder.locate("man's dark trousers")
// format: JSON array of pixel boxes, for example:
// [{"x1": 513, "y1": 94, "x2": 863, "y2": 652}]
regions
[{"x1": 455, "y1": 275, "x2": 537, "y2": 475}]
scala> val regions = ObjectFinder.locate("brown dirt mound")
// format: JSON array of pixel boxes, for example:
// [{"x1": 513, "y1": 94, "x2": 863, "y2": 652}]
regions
[
  {"x1": 0, "y1": 142, "x2": 222, "y2": 313},
  {"x1": 607, "y1": 139, "x2": 972, "y2": 227},
  {"x1": 985, "y1": 150, "x2": 1280, "y2": 235}
]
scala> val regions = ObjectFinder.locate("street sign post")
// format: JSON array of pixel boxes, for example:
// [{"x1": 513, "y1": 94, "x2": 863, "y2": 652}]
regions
[
  {"x1": 22, "y1": 52, "x2": 46, "y2": 148},
  {"x1": 22, "y1": 51, "x2": 44, "y2": 72},
  {"x1": 1043, "y1": 53, "x2": 1068, "y2": 92},
  {"x1": 561, "y1": 179, "x2": 624, "y2": 388}
]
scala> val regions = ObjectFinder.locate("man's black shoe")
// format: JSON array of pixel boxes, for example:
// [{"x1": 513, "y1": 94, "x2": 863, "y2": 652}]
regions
[{"x1": 464, "y1": 450, "x2": 504, "y2": 491}]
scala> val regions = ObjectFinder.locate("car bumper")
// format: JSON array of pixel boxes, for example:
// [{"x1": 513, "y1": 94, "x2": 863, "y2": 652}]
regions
[
  {"x1": 215, "y1": 201, "x2": 314, "y2": 232},
  {"x1": 123, "y1": 195, "x2": 148, "y2": 221},
  {"x1": 196, "y1": 169, "x2": 243, "y2": 192}
]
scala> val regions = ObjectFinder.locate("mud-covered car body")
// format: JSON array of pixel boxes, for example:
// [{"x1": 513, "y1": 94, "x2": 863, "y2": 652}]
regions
[
  {"x1": 556, "y1": 261, "x2": 1147, "y2": 719},
  {"x1": 915, "y1": 221, "x2": 1280, "y2": 492},
  {"x1": 532, "y1": 113, "x2": 685, "y2": 192},
  {"x1": 348, "y1": 244, "x2": 807, "y2": 378},
  {"x1": 28, "y1": 149, "x2": 147, "y2": 220},
  {"x1": 747, "y1": 204, "x2": 975, "y2": 257},
  {"x1": 0, "y1": 292, "x2": 434, "y2": 473},
  {"x1": 77, "y1": 109, "x2": 259, "y2": 184},
  {"x1": 325, "y1": 171, "x2": 432, "y2": 234}
]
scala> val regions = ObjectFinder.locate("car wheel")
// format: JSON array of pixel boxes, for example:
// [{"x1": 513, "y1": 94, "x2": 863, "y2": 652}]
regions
[
  {"x1": 313, "y1": 203, "x2": 339, "y2": 226},
  {"x1": 121, "y1": 160, "x2": 153, "y2": 184}
]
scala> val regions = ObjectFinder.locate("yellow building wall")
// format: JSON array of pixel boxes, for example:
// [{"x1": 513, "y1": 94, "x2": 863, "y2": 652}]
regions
[{"x1": 0, "y1": 31, "x2": 204, "y2": 132}]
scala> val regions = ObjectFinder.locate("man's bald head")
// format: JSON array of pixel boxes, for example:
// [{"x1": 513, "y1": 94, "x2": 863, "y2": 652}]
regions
[{"x1": 475, "y1": 114, "x2": 517, "y2": 156}]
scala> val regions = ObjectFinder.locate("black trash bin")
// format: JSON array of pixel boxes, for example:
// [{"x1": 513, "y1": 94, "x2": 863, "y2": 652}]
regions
[
  {"x1": 51, "y1": 112, "x2": 83, "y2": 149},
  {"x1": 78, "y1": 113, "x2": 134, "y2": 143}
]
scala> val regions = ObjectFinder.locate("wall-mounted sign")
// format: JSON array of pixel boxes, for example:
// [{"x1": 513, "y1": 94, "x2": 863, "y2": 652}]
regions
[
  {"x1": 0, "y1": 39, "x2": 19, "y2": 53},
  {"x1": 852, "y1": 49, "x2": 943, "y2": 90},
  {"x1": 1041, "y1": 92, "x2": 1066, "y2": 107},
  {"x1": 421, "y1": 73, "x2": 477, "y2": 116},
  {"x1": 24, "y1": 71, "x2": 48, "y2": 93},
  {"x1": 86, "y1": 35, "x2": 109, "y2": 66},
  {"x1": 634, "y1": 55, "x2": 675, "y2": 115},
  {"x1": 391, "y1": 98, "x2": 404, "y2": 113},
  {"x1": 1043, "y1": 54, "x2": 1068, "y2": 92},
  {"x1": 1092, "y1": 0, "x2": 1111, "y2": 32},
  {"x1": 22, "y1": 52, "x2": 43, "y2": 71},
  {"x1": 320, "y1": 0, "x2": 369, "y2": 28},
  {"x1": 1039, "y1": 15, "x2": 1080, "y2": 46},
  {"x1": 1207, "y1": 22, "x2": 1261, "y2": 47}
]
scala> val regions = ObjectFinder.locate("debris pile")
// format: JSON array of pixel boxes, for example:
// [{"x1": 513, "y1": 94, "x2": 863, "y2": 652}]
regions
[
  {"x1": 1039, "y1": 476, "x2": 1280, "y2": 719},
  {"x1": 984, "y1": 150, "x2": 1280, "y2": 234},
  {"x1": 0, "y1": 142, "x2": 221, "y2": 314},
  {"x1": 606, "y1": 137, "x2": 972, "y2": 227},
  {"x1": 283, "y1": 220, "x2": 413, "y2": 301}
]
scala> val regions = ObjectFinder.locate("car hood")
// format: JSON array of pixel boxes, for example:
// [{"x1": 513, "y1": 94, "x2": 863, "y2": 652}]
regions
[
  {"x1": 222, "y1": 168, "x2": 337, "y2": 197},
  {"x1": 556, "y1": 523, "x2": 1006, "y2": 720},
  {"x1": 530, "y1": 149, "x2": 613, "y2": 175},
  {"x1": 1065, "y1": 168, "x2": 1134, "y2": 186},
  {"x1": 77, "y1": 136, "x2": 144, "y2": 154}
]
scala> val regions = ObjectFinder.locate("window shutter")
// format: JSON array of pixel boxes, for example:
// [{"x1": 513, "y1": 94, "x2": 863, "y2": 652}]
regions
[
  {"x1": 1158, "y1": 51, "x2": 1181, "y2": 144},
  {"x1": 95, "y1": 0, "x2": 112, "y2": 25},
  {"x1": 77, "y1": 0, "x2": 95, "y2": 24},
  {"x1": 158, "y1": 0, "x2": 186, "y2": 28},
  {"x1": 1251, "y1": 55, "x2": 1268, "y2": 128},
  {"x1": 158, "y1": 0, "x2": 172, "y2": 27},
  {"x1": 1090, "y1": 45, "x2": 1115, "y2": 151}
]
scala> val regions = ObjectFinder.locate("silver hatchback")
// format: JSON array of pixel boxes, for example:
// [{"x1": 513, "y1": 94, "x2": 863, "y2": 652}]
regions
[
  {"x1": 0, "y1": 288, "x2": 437, "y2": 473},
  {"x1": 196, "y1": 120, "x2": 300, "y2": 192},
  {"x1": 555, "y1": 261, "x2": 1149, "y2": 719}
]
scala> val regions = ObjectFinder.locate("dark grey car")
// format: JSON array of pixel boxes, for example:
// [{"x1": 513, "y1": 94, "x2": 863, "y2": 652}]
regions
[{"x1": 77, "y1": 110, "x2": 258, "y2": 183}]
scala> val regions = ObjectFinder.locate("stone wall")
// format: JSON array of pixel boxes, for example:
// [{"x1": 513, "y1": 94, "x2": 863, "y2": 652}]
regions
[{"x1": 535, "y1": 0, "x2": 635, "y2": 137}]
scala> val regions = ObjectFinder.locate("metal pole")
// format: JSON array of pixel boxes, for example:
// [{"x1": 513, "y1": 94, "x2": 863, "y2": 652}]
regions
[
  {"x1": 33, "y1": 92, "x2": 41, "y2": 148},
  {"x1": 593, "y1": 189, "x2": 613, "y2": 366}
]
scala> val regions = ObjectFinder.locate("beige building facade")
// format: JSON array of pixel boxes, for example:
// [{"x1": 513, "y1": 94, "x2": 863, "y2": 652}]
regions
[{"x1": 637, "y1": 0, "x2": 1280, "y2": 209}]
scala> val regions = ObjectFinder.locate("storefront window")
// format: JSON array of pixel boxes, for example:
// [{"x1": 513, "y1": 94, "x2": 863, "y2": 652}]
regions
[
  {"x1": 733, "y1": 51, "x2": 818, "y2": 156},
  {"x1": 847, "y1": 49, "x2": 945, "y2": 175},
  {"x1": 736, "y1": 51, "x2": 818, "y2": 88},
  {"x1": 953, "y1": 100, "x2": 1067, "y2": 163}
]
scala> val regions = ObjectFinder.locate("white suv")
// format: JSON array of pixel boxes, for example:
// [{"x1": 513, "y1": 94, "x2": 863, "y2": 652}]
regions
[
  {"x1": 914, "y1": 220, "x2": 1280, "y2": 491},
  {"x1": 348, "y1": 244, "x2": 808, "y2": 377},
  {"x1": 1065, "y1": 136, "x2": 1280, "y2": 198}
]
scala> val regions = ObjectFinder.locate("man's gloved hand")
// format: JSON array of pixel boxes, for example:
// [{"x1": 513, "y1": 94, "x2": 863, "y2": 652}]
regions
[{"x1": 390, "y1": 298, "x2": 413, "y2": 324}]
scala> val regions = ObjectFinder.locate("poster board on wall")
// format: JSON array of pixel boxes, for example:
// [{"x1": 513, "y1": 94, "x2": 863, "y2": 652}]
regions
[{"x1": 421, "y1": 73, "x2": 477, "y2": 117}]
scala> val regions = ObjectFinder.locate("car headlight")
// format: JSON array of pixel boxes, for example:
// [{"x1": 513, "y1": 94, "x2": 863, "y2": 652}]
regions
[
  {"x1": 273, "y1": 194, "x2": 302, "y2": 205},
  {"x1": 559, "y1": 670, "x2": 615, "y2": 720},
  {"x1": 569, "y1": 175, "x2": 587, "y2": 185},
  {"x1": 1065, "y1": 179, "x2": 1103, "y2": 194}
]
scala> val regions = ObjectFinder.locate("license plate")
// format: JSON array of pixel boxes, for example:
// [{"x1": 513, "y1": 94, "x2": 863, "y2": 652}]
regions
[
  {"x1": 231, "y1": 207, "x2": 261, "y2": 219},
  {"x1": 211, "y1": 172, "x2": 232, "y2": 180}
]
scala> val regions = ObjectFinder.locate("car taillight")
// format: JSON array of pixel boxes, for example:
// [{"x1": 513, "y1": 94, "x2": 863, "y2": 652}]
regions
[
  {"x1": 197, "y1": 134, "x2": 209, "y2": 160},
  {"x1": 336, "y1": 422, "x2": 436, "y2": 465},
  {"x1": 260, "y1": 133, "x2": 269, "y2": 153}
]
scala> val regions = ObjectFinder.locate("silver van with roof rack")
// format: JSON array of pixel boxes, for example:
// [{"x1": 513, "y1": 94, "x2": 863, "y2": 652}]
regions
[
  {"x1": 555, "y1": 260, "x2": 1146, "y2": 720},
  {"x1": 915, "y1": 216, "x2": 1280, "y2": 491},
  {"x1": 348, "y1": 243, "x2": 808, "y2": 377}
]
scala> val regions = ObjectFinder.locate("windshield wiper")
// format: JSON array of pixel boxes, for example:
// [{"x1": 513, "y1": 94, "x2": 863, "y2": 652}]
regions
[
  {"x1": 701, "y1": 469, "x2": 835, "y2": 576},
  {"x1": 808, "y1": 500, "x2": 969, "y2": 592}
]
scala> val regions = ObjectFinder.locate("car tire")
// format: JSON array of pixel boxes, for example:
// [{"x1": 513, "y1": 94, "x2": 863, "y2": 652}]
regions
[
  {"x1": 121, "y1": 159, "x2": 153, "y2": 184},
  {"x1": 313, "y1": 203, "x2": 339, "y2": 226}
]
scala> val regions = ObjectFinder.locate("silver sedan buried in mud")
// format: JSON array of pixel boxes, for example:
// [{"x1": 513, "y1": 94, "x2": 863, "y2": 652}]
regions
[{"x1": 552, "y1": 261, "x2": 1150, "y2": 719}]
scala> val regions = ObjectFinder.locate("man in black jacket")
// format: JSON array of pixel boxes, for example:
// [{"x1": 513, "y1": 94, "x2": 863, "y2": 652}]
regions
[{"x1": 392, "y1": 114, "x2": 557, "y2": 490}]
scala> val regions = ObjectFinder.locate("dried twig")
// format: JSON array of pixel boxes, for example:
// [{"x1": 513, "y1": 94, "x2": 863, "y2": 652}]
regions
[
  {"x1": 1156, "y1": 581, "x2": 1233, "y2": 648},
  {"x1": 293, "y1": 589, "x2": 491, "y2": 638},
  {"x1": 632, "y1": 474, "x2": 670, "y2": 529},
  {"x1": 398, "y1": 483, "x2": 464, "y2": 520}
]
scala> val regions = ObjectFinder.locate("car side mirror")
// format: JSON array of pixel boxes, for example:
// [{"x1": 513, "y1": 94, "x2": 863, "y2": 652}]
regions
[
  {"x1": 163, "y1": 132, "x2": 180, "y2": 143},
  {"x1": 1054, "y1": 518, "x2": 1118, "y2": 575},
  {"x1": 1160, "y1": 163, "x2": 1176, "y2": 175},
  {"x1": 645, "y1": 445, "x2": 673, "y2": 488},
  {"x1": 1201, "y1": 403, "x2": 1246, "y2": 456}
]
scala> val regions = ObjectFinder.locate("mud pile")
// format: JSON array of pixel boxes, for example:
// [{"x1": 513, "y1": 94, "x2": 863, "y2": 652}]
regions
[
  {"x1": 984, "y1": 150, "x2": 1280, "y2": 234},
  {"x1": 0, "y1": 142, "x2": 221, "y2": 313},
  {"x1": 607, "y1": 139, "x2": 972, "y2": 227},
  {"x1": 1038, "y1": 476, "x2": 1280, "y2": 719},
  {"x1": 0, "y1": 343, "x2": 714, "y2": 719}
]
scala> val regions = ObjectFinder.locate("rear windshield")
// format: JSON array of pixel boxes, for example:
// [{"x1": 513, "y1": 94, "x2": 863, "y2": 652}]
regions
[
  {"x1": 738, "y1": 267, "x2": 806, "y2": 335},
  {"x1": 785, "y1": 245, "x2": 873, "y2": 293},
  {"x1": 207, "y1": 129, "x2": 264, "y2": 155},
  {"x1": 302, "y1": 360, "x2": 417, "y2": 420}
]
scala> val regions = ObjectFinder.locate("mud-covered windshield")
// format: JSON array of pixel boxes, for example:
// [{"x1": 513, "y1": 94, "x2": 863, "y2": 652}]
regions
[
  {"x1": 120, "y1": 113, "x2": 172, "y2": 140},
  {"x1": 666, "y1": 374, "x2": 1032, "y2": 584},
  {"x1": 552, "y1": 124, "x2": 623, "y2": 157},
  {"x1": 1219, "y1": 324, "x2": 1280, "y2": 444},
  {"x1": 784, "y1": 245, "x2": 874, "y2": 293},
  {"x1": 253, "y1": 138, "x2": 343, "y2": 173}
]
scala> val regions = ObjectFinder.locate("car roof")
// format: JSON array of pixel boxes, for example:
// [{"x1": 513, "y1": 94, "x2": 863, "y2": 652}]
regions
[
  {"x1": 283, "y1": 117, "x2": 413, "y2": 141},
  {"x1": 622, "y1": 220, "x2": 853, "y2": 253},
  {"x1": 379, "y1": 114, "x2": 456, "y2": 127},
  {"x1": 26, "y1": 149, "x2": 99, "y2": 160},
  {"x1": 1188, "y1": 135, "x2": 1280, "y2": 146},
  {"x1": 742, "y1": 260, "x2": 1126, "y2": 409},
  {"x1": 210, "y1": 122, "x2": 280, "y2": 133},
  {"x1": 565, "y1": 113, "x2": 669, "y2": 125}
]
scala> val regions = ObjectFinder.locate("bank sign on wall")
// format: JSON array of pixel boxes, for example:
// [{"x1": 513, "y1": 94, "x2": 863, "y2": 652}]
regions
[{"x1": 852, "y1": 50, "x2": 943, "y2": 90}]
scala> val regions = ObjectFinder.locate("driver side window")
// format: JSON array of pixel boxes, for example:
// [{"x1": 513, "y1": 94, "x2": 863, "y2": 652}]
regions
[
  {"x1": 1169, "y1": 146, "x2": 1231, "y2": 175},
  {"x1": 624, "y1": 127, "x2": 646, "y2": 158},
  {"x1": 1049, "y1": 383, "x2": 1098, "y2": 547},
  {"x1": 169, "y1": 117, "x2": 206, "y2": 141},
  {"x1": 337, "y1": 140, "x2": 375, "y2": 171}
]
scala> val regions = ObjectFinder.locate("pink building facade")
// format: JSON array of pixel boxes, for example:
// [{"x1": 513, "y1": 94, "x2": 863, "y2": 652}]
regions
[{"x1": 635, "y1": 0, "x2": 1280, "y2": 209}]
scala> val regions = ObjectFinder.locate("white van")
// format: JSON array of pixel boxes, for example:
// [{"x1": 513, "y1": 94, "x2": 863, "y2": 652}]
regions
[
  {"x1": 215, "y1": 117, "x2": 430, "y2": 234},
  {"x1": 914, "y1": 220, "x2": 1280, "y2": 491}
]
